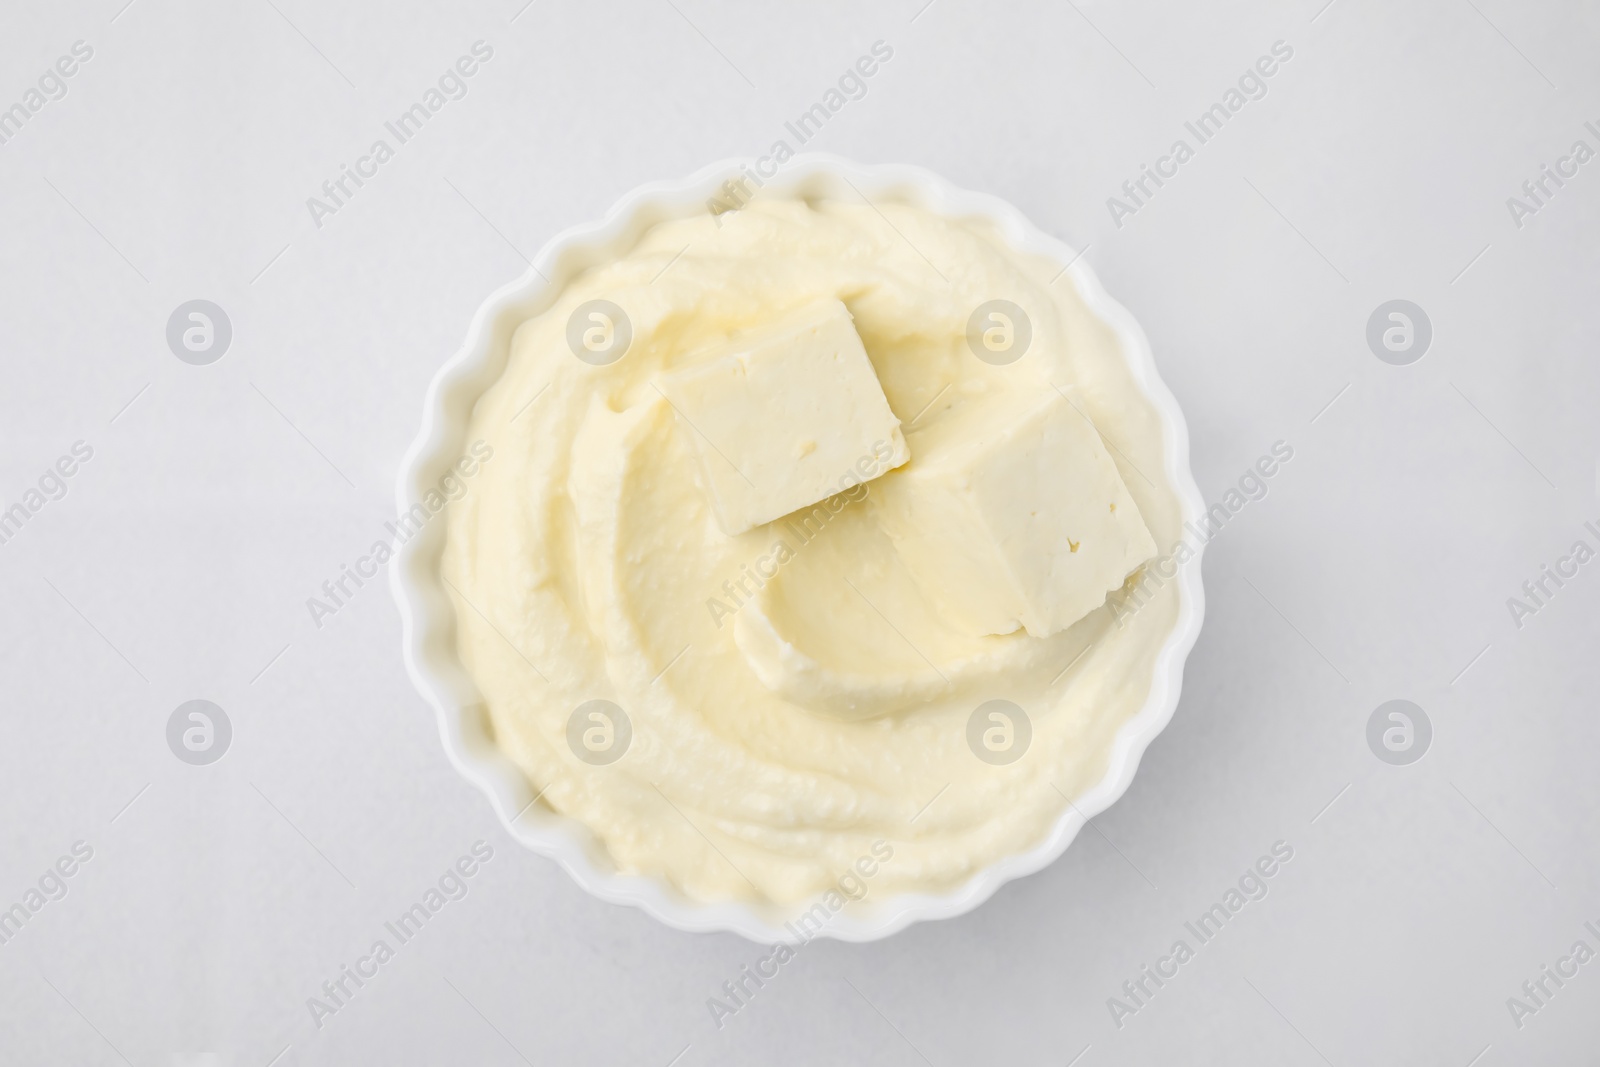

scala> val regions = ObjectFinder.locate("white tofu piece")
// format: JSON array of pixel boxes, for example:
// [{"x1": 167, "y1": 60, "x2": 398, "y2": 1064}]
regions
[
  {"x1": 657, "y1": 298, "x2": 910, "y2": 535},
  {"x1": 872, "y1": 388, "x2": 1157, "y2": 638}
]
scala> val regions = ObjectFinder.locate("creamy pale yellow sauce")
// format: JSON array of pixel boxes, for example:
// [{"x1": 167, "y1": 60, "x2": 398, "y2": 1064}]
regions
[{"x1": 442, "y1": 196, "x2": 1182, "y2": 906}]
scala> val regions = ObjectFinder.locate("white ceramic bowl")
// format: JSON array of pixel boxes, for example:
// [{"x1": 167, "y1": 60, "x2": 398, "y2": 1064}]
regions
[{"x1": 391, "y1": 155, "x2": 1206, "y2": 943}]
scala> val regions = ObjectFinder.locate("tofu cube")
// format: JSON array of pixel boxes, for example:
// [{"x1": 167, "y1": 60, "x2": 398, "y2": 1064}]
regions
[
  {"x1": 657, "y1": 298, "x2": 910, "y2": 535},
  {"x1": 873, "y1": 388, "x2": 1157, "y2": 638}
]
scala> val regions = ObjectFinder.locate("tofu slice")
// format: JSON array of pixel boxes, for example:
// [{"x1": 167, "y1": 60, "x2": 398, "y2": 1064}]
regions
[
  {"x1": 656, "y1": 298, "x2": 910, "y2": 536},
  {"x1": 872, "y1": 387, "x2": 1157, "y2": 638}
]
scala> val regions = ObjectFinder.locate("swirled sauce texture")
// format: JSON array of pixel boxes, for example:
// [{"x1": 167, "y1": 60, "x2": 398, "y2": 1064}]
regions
[{"x1": 443, "y1": 197, "x2": 1182, "y2": 905}]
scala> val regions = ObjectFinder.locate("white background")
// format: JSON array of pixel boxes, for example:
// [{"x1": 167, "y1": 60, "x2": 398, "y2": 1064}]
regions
[{"x1": 2, "y1": 0, "x2": 1598, "y2": 1064}]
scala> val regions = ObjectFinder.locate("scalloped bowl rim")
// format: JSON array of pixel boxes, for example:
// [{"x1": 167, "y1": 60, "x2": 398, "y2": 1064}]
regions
[{"x1": 390, "y1": 154, "x2": 1206, "y2": 943}]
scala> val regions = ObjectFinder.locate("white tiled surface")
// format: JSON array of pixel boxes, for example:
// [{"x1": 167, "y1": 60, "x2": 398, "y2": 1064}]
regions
[{"x1": 1, "y1": 1, "x2": 1597, "y2": 1064}]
